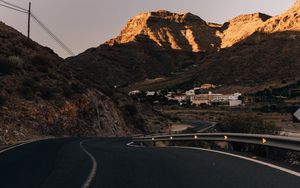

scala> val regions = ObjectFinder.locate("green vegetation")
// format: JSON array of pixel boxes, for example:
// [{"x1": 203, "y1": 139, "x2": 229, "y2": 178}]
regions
[
  {"x1": 0, "y1": 55, "x2": 24, "y2": 75},
  {"x1": 8, "y1": 56, "x2": 24, "y2": 69}
]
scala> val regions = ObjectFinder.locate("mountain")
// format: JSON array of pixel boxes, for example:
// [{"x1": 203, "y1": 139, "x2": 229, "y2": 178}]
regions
[
  {"x1": 107, "y1": 10, "x2": 220, "y2": 52},
  {"x1": 191, "y1": 0, "x2": 300, "y2": 92},
  {"x1": 0, "y1": 21, "x2": 165, "y2": 144},
  {"x1": 65, "y1": 11, "x2": 211, "y2": 87},
  {"x1": 218, "y1": 12, "x2": 271, "y2": 48},
  {"x1": 259, "y1": 0, "x2": 300, "y2": 32},
  {"x1": 127, "y1": 1, "x2": 300, "y2": 93}
]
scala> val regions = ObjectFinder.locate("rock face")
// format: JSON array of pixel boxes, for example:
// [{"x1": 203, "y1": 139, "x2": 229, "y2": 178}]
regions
[
  {"x1": 259, "y1": 0, "x2": 300, "y2": 32},
  {"x1": 0, "y1": 22, "x2": 165, "y2": 144},
  {"x1": 107, "y1": 10, "x2": 220, "y2": 52},
  {"x1": 107, "y1": 4, "x2": 299, "y2": 51},
  {"x1": 218, "y1": 13, "x2": 271, "y2": 48},
  {"x1": 217, "y1": 0, "x2": 299, "y2": 48}
]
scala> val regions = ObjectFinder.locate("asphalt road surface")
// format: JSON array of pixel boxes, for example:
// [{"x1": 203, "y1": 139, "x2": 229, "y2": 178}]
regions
[{"x1": 0, "y1": 138, "x2": 299, "y2": 188}]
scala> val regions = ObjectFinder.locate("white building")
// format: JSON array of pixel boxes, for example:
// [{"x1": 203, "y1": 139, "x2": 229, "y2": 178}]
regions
[
  {"x1": 146, "y1": 91, "x2": 156, "y2": 96},
  {"x1": 128, "y1": 90, "x2": 141, "y2": 96},
  {"x1": 174, "y1": 95, "x2": 188, "y2": 102},
  {"x1": 229, "y1": 100, "x2": 242, "y2": 106},
  {"x1": 191, "y1": 92, "x2": 243, "y2": 106},
  {"x1": 185, "y1": 89, "x2": 195, "y2": 96}
]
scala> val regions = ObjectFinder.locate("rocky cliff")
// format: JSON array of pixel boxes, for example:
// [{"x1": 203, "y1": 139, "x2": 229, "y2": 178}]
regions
[
  {"x1": 0, "y1": 22, "x2": 165, "y2": 144},
  {"x1": 107, "y1": 10, "x2": 220, "y2": 52}
]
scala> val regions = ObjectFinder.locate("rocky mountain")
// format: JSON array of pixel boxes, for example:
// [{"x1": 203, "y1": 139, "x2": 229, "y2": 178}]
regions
[
  {"x1": 259, "y1": 0, "x2": 300, "y2": 32},
  {"x1": 107, "y1": 10, "x2": 220, "y2": 52},
  {"x1": 66, "y1": 29, "x2": 202, "y2": 87},
  {"x1": 190, "y1": 0, "x2": 300, "y2": 92},
  {"x1": 0, "y1": 21, "x2": 165, "y2": 144},
  {"x1": 127, "y1": 1, "x2": 300, "y2": 93},
  {"x1": 72, "y1": 1, "x2": 299, "y2": 93},
  {"x1": 218, "y1": 13, "x2": 271, "y2": 48}
]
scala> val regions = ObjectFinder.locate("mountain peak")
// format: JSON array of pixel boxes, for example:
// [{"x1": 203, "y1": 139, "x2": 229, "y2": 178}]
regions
[
  {"x1": 131, "y1": 10, "x2": 205, "y2": 23},
  {"x1": 107, "y1": 10, "x2": 219, "y2": 52}
]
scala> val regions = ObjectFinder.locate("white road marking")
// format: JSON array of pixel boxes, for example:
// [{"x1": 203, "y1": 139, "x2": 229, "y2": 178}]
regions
[
  {"x1": 0, "y1": 142, "x2": 30, "y2": 154},
  {"x1": 127, "y1": 142, "x2": 300, "y2": 178},
  {"x1": 126, "y1": 142, "x2": 134, "y2": 146},
  {"x1": 173, "y1": 146, "x2": 300, "y2": 178},
  {"x1": 126, "y1": 142, "x2": 144, "y2": 148},
  {"x1": 80, "y1": 140, "x2": 98, "y2": 188}
]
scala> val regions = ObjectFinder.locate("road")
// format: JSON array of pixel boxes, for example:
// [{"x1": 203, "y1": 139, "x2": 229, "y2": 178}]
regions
[
  {"x1": 0, "y1": 138, "x2": 299, "y2": 188},
  {"x1": 182, "y1": 120, "x2": 216, "y2": 132}
]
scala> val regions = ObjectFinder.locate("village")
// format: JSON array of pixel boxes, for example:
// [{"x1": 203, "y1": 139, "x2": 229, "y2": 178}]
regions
[{"x1": 129, "y1": 84, "x2": 243, "y2": 107}]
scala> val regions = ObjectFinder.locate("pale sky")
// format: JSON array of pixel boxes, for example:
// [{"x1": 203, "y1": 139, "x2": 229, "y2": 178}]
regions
[{"x1": 0, "y1": 0, "x2": 295, "y2": 58}]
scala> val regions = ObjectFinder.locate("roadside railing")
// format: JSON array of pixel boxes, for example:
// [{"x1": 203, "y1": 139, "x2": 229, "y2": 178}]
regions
[{"x1": 132, "y1": 133, "x2": 300, "y2": 152}]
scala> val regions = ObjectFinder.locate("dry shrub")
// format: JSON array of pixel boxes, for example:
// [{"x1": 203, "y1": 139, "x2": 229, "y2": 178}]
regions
[{"x1": 218, "y1": 114, "x2": 281, "y2": 135}]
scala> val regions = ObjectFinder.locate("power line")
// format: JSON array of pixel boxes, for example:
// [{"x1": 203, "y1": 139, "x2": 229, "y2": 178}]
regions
[
  {"x1": 31, "y1": 13, "x2": 75, "y2": 56},
  {"x1": 0, "y1": 3, "x2": 28, "y2": 14},
  {"x1": 0, "y1": 0, "x2": 27, "y2": 11},
  {"x1": 0, "y1": 1, "x2": 75, "y2": 56}
]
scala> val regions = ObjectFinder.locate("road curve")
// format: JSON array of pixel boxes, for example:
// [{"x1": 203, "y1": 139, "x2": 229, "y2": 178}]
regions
[{"x1": 0, "y1": 138, "x2": 299, "y2": 188}]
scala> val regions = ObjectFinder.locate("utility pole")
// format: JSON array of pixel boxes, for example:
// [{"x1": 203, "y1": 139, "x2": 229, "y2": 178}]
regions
[{"x1": 27, "y1": 2, "x2": 31, "y2": 39}]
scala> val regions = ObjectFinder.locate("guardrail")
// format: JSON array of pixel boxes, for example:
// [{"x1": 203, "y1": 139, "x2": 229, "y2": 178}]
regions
[{"x1": 132, "y1": 133, "x2": 300, "y2": 152}]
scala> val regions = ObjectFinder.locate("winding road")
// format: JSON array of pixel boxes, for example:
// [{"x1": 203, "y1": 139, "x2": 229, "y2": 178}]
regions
[{"x1": 0, "y1": 138, "x2": 299, "y2": 188}]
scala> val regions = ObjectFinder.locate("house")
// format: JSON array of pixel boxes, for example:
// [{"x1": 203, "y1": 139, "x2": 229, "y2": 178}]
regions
[
  {"x1": 165, "y1": 92, "x2": 175, "y2": 100},
  {"x1": 229, "y1": 93, "x2": 242, "y2": 100},
  {"x1": 191, "y1": 95, "x2": 210, "y2": 106},
  {"x1": 128, "y1": 90, "x2": 141, "y2": 96},
  {"x1": 200, "y1": 83, "x2": 216, "y2": 90},
  {"x1": 146, "y1": 91, "x2": 156, "y2": 96},
  {"x1": 191, "y1": 92, "x2": 243, "y2": 106},
  {"x1": 185, "y1": 89, "x2": 195, "y2": 96},
  {"x1": 229, "y1": 100, "x2": 242, "y2": 106},
  {"x1": 212, "y1": 94, "x2": 231, "y2": 102},
  {"x1": 174, "y1": 95, "x2": 188, "y2": 102}
]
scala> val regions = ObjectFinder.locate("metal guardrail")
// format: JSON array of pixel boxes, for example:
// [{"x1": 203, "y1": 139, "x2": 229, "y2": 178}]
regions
[{"x1": 133, "y1": 133, "x2": 300, "y2": 152}]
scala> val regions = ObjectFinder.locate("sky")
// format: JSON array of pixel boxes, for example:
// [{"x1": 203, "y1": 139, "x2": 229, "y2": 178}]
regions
[{"x1": 0, "y1": 0, "x2": 296, "y2": 58}]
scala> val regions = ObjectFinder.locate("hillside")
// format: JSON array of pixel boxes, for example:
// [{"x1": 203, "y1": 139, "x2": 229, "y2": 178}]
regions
[
  {"x1": 0, "y1": 21, "x2": 165, "y2": 144},
  {"x1": 65, "y1": 34, "x2": 202, "y2": 87},
  {"x1": 126, "y1": 1, "x2": 300, "y2": 93},
  {"x1": 192, "y1": 0, "x2": 300, "y2": 92},
  {"x1": 218, "y1": 12, "x2": 271, "y2": 48}
]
